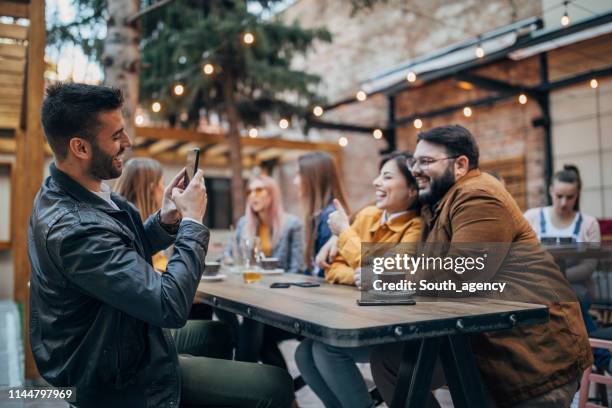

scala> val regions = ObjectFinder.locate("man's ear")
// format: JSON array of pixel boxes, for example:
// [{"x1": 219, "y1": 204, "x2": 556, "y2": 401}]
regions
[
  {"x1": 68, "y1": 137, "x2": 91, "y2": 160},
  {"x1": 454, "y1": 155, "x2": 470, "y2": 178}
]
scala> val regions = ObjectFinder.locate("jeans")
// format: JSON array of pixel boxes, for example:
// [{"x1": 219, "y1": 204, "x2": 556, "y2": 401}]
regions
[
  {"x1": 172, "y1": 320, "x2": 295, "y2": 407},
  {"x1": 295, "y1": 338, "x2": 373, "y2": 408}
]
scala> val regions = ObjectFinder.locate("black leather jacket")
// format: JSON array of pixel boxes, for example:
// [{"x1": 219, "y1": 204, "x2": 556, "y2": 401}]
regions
[{"x1": 28, "y1": 163, "x2": 209, "y2": 407}]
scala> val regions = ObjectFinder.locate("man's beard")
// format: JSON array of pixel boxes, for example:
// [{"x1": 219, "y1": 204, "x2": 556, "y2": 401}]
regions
[
  {"x1": 419, "y1": 166, "x2": 455, "y2": 206},
  {"x1": 88, "y1": 142, "x2": 123, "y2": 180}
]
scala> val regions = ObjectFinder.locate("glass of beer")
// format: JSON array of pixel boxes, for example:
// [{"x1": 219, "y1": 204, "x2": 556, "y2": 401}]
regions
[{"x1": 242, "y1": 270, "x2": 262, "y2": 283}]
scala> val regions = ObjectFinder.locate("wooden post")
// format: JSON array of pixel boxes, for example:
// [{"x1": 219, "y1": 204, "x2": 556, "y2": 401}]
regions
[{"x1": 13, "y1": 0, "x2": 45, "y2": 379}]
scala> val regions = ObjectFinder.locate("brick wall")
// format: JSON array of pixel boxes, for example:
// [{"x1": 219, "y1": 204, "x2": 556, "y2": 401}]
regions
[{"x1": 278, "y1": 0, "x2": 543, "y2": 213}]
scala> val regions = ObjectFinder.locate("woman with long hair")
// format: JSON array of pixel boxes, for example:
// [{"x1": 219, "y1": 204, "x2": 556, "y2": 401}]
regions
[
  {"x1": 295, "y1": 151, "x2": 422, "y2": 408},
  {"x1": 294, "y1": 151, "x2": 350, "y2": 276},
  {"x1": 220, "y1": 173, "x2": 304, "y2": 368},
  {"x1": 114, "y1": 158, "x2": 167, "y2": 271}
]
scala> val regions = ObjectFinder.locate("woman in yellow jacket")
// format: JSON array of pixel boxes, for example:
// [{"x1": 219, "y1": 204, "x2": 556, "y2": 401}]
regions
[{"x1": 296, "y1": 151, "x2": 422, "y2": 408}]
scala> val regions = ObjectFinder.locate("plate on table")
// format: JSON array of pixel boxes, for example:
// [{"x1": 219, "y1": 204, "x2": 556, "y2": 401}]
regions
[{"x1": 201, "y1": 274, "x2": 226, "y2": 282}]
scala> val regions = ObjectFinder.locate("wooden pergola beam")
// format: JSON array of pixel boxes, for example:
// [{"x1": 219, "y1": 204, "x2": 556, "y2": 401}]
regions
[
  {"x1": 0, "y1": 1, "x2": 29, "y2": 19},
  {"x1": 13, "y1": 0, "x2": 45, "y2": 379},
  {"x1": 0, "y1": 23, "x2": 29, "y2": 41}
]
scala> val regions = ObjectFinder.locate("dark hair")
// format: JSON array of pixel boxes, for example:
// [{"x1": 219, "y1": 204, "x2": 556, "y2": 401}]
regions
[
  {"x1": 417, "y1": 125, "x2": 479, "y2": 169},
  {"x1": 552, "y1": 164, "x2": 582, "y2": 211},
  {"x1": 379, "y1": 151, "x2": 420, "y2": 211},
  {"x1": 41, "y1": 83, "x2": 124, "y2": 160}
]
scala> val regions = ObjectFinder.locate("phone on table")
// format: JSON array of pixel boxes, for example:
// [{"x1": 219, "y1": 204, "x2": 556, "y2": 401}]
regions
[
  {"x1": 184, "y1": 148, "x2": 201, "y2": 188},
  {"x1": 357, "y1": 299, "x2": 415, "y2": 306},
  {"x1": 270, "y1": 282, "x2": 321, "y2": 288}
]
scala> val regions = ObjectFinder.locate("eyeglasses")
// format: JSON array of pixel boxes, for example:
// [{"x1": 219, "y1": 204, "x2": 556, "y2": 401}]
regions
[
  {"x1": 246, "y1": 187, "x2": 265, "y2": 197},
  {"x1": 406, "y1": 156, "x2": 459, "y2": 170}
]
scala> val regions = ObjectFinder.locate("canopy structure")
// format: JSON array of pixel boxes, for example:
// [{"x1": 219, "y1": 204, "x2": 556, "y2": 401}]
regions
[{"x1": 0, "y1": 0, "x2": 46, "y2": 379}]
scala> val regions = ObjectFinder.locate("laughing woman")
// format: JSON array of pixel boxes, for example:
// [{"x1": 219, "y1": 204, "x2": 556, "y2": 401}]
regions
[{"x1": 295, "y1": 151, "x2": 422, "y2": 408}]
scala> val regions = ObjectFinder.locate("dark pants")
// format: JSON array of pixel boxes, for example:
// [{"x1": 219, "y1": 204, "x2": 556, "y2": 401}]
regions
[
  {"x1": 173, "y1": 320, "x2": 295, "y2": 407},
  {"x1": 370, "y1": 341, "x2": 446, "y2": 408},
  {"x1": 215, "y1": 309, "x2": 296, "y2": 369},
  {"x1": 370, "y1": 340, "x2": 579, "y2": 408}
]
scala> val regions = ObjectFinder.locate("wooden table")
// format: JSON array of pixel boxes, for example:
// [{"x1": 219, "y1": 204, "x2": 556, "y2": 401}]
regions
[
  {"x1": 544, "y1": 243, "x2": 612, "y2": 262},
  {"x1": 196, "y1": 274, "x2": 548, "y2": 408}
]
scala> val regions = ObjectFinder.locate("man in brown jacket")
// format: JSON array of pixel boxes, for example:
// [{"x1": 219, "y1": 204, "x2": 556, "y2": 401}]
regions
[{"x1": 370, "y1": 125, "x2": 591, "y2": 407}]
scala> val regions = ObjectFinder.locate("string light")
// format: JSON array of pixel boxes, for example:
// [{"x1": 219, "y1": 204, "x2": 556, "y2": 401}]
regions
[
  {"x1": 463, "y1": 106, "x2": 472, "y2": 117},
  {"x1": 475, "y1": 44, "x2": 485, "y2": 58},
  {"x1": 413, "y1": 118, "x2": 423, "y2": 129},
  {"x1": 406, "y1": 71, "x2": 417, "y2": 83},
  {"x1": 279, "y1": 118, "x2": 289, "y2": 129},
  {"x1": 312, "y1": 106, "x2": 324, "y2": 117},
  {"x1": 590, "y1": 79, "x2": 598, "y2": 89},
  {"x1": 338, "y1": 136, "x2": 348, "y2": 147},
  {"x1": 178, "y1": 55, "x2": 187, "y2": 64},
  {"x1": 356, "y1": 90, "x2": 367, "y2": 102},
  {"x1": 151, "y1": 101, "x2": 162, "y2": 113},
  {"x1": 135, "y1": 114, "x2": 145, "y2": 126},
  {"x1": 173, "y1": 83, "x2": 185, "y2": 96},
  {"x1": 248, "y1": 128, "x2": 258, "y2": 138},
  {"x1": 373, "y1": 129, "x2": 383, "y2": 139},
  {"x1": 203, "y1": 64, "x2": 214, "y2": 75},
  {"x1": 518, "y1": 94, "x2": 528, "y2": 104},
  {"x1": 242, "y1": 32, "x2": 255, "y2": 45},
  {"x1": 561, "y1": 1, "x2": 570, "y2": 26}
]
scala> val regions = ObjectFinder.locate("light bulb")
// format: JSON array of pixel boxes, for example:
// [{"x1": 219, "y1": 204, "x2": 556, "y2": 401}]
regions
[
  {"x1": 518, "y1": 94, "x2": 528, "y2": 104},
  {"x1": 173, "y1": 84, "x2": 185, "y2": 96},
  {"x1": 590, "y1": 79, "x2": 598, "y2": 89},
  {"x1": 248, "y1": 128, "x2": 258, "y2": 138},
  {"x1": 406, "y1": 71, "x2": 416, "y2": 83},
  {"x1": 279, "y1": 118, "x2": 289, "y2": 129},
  {"x1": 475, "y1": 45, "x2": 485, "y2": 58},
  {"x1": 356, "y1": 90, "x2": 367, "y2": 102},
  {"x1": 203, "y1": 64, "x2": 214, "y2": 75},
  {"x1": 463, "y1": 107, "x2": 472, "y2": 117},
  {"x1": 413, "y1": 118, "x2": 423, "y2": 129},
  {"x1": 313, "y1": 106, "x2": 324, "y2": 117},
  {"x1": 338, "y1": 137, "x2": 348, "y2": 147},
  {"x1": 151, "y1": 101, "x2": 162, "y2": 113},
  {"x1": 373, "y1": 129, "x2": 383, "y2": 139},
  {"x1": 243, "y1": 32, "x2": 255, "y2": 45},
  {"x1": 561, "y1": 13, "x2": 570, "y2": 27}
]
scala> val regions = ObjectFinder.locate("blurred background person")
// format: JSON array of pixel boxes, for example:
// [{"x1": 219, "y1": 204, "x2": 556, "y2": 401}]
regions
[
  {"x1": 294, "y1": 151, "x2": 350, "y2": 276},
  {"x1": 114, "y1": 157, "x2": 168, "y2": 271},
  {"x1": 219, "y1": 173, "x2": 303, "y2": 371},
  {"x1": 114, "y1": 158, "x2": 230, "y2": 359},
  {"x1": 524, "y1": 164, "x2": 607, "y2": 372},
  {"x1": 295, "y1": 151, "x2": 421, "y2": 408}
]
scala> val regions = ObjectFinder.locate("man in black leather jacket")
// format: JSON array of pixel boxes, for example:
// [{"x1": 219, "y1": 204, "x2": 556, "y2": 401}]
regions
[{"x1": 28, "y1": 83, "x2": 294, "y2": 407}]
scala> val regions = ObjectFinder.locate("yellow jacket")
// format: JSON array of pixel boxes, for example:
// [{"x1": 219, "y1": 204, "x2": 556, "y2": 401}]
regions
[{"x1": 325, "y1": 206, "x2": 422, "y2": 285}]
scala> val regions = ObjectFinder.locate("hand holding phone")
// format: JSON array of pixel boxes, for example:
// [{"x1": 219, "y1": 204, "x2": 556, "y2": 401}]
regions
[{"x1": 184, "y1": 148, "x2": 201, "y2": 188}]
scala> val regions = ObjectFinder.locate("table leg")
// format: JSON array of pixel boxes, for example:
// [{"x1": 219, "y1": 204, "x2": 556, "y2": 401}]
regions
[
  {"x1": 390, "y1": 337, "x2": 441, "y2": 408},
  {"x1": 439, "y1": 334, "x2": 488, "y2": 408}
]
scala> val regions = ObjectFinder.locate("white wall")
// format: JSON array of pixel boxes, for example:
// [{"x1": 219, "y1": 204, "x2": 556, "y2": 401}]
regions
[{"x1": 550, "y1": 77, "x2": 612, "y2": 218}]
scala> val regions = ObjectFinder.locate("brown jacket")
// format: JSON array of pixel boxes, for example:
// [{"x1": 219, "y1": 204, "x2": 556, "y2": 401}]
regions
[{"x1": 420, "y1": 169, "x2": 591, "y2": 406}]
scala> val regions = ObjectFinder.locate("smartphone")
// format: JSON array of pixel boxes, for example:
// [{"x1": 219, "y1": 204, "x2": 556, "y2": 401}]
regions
[
  {"x1": 357, "y1": 299, "x2": 416, "y2": 306},
  {"x1": 184, "y1": 148, "x2": 201, "y2": 188}
]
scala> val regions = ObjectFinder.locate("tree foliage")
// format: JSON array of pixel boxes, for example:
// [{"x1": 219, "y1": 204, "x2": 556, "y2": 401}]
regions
[{"x1": 140, "y1": 0, "x2": 331, "y2": 128}]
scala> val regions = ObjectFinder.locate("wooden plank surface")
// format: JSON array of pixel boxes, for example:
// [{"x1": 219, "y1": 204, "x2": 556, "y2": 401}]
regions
[
  {"x1": 0, "y1": 43, "x2": 27, "y2": 59},
  {"x1": 0, "y1": 23, "x2": 28, "y2": 41},
  {"x1": 14, "y1": 0, "x2": 45, "y2": 379},
  {"x1": 0, "y1": 2, "x2": 29, "y2": 19},
  {"x1": 197, "y1": 274, "x2": 548, "y2": 347},
  {"x1": 0, "y1": 58, "x2": 25, "y2": 74}
]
